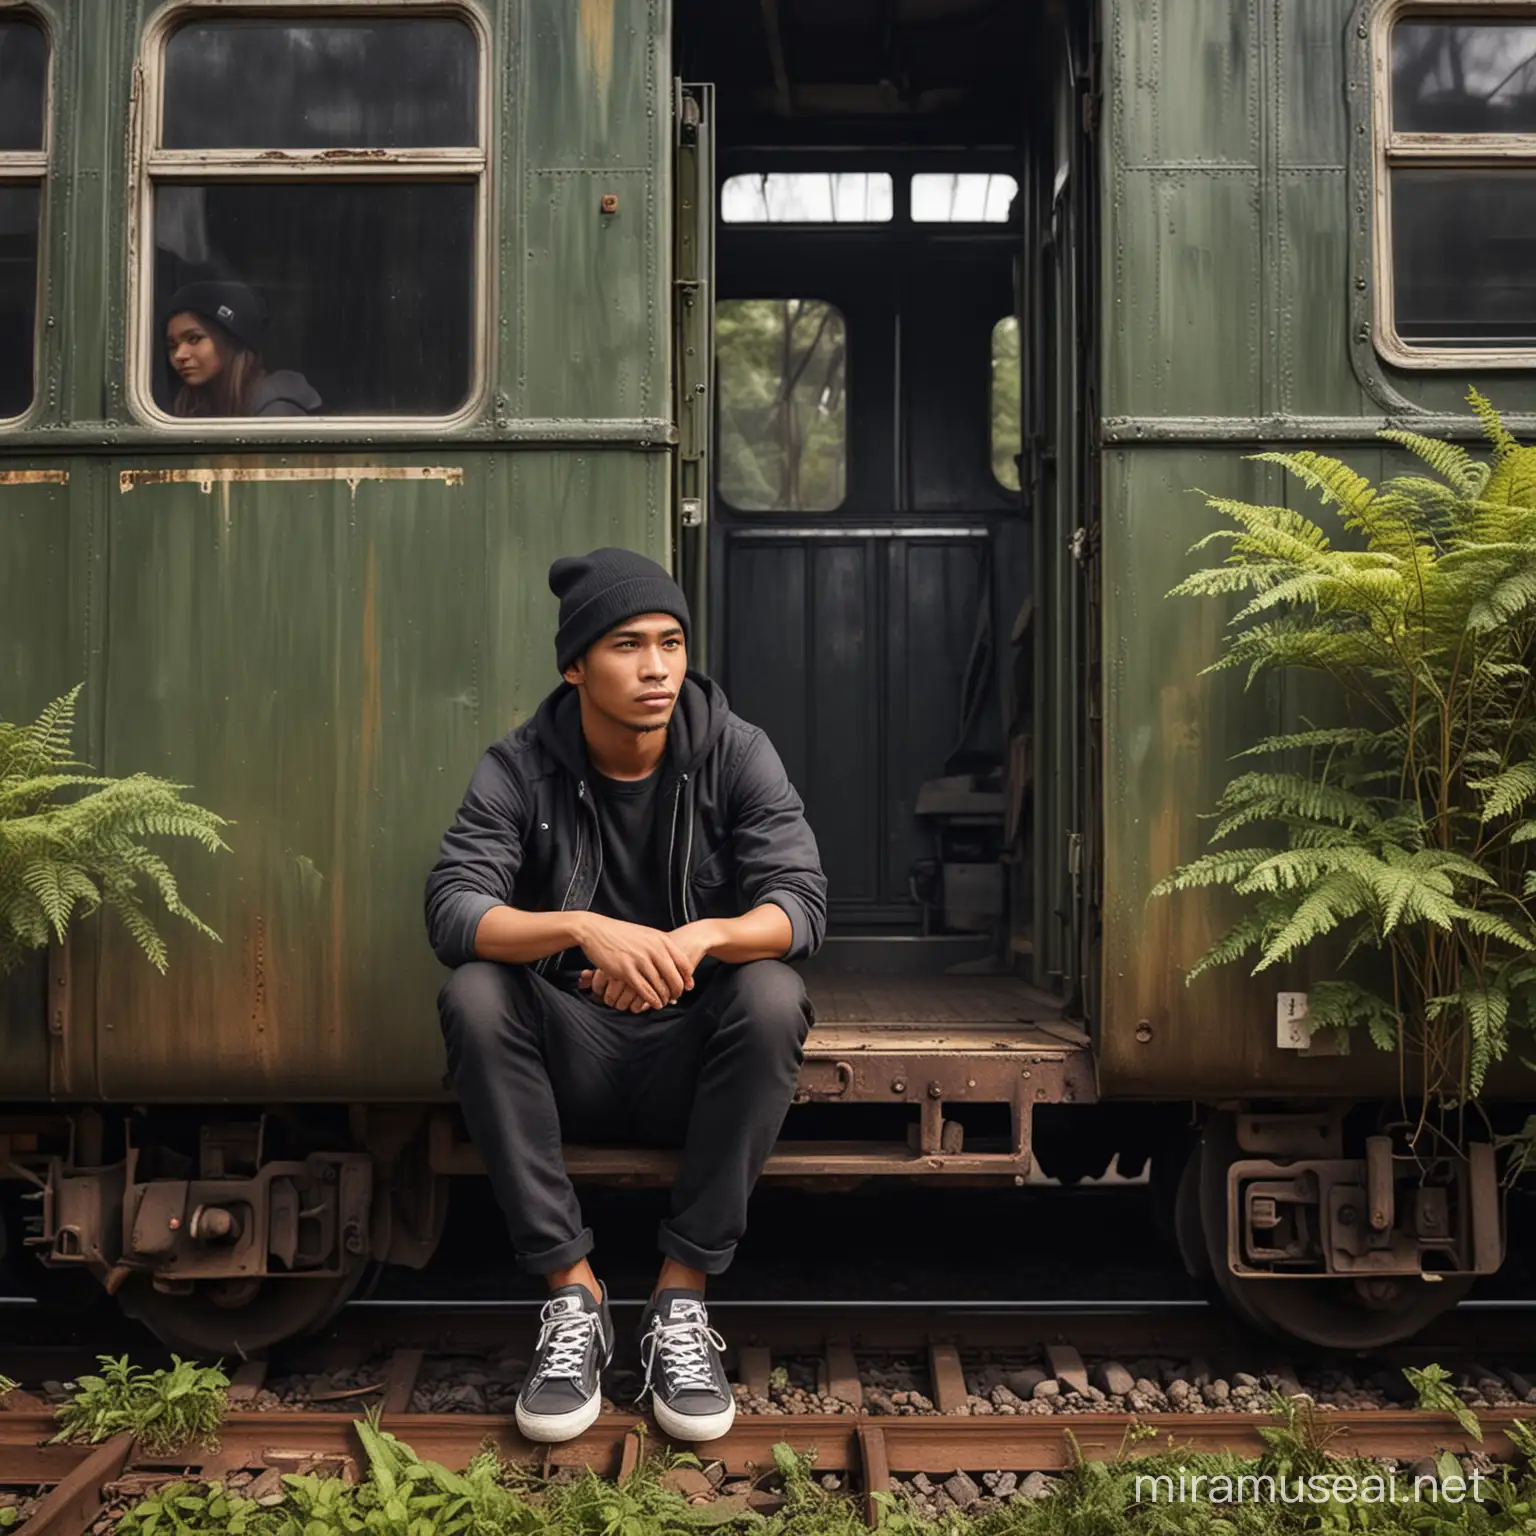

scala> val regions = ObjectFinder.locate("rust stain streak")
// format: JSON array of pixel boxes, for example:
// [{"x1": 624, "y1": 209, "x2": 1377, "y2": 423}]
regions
[
  {"x1": 360, "y1": 545, "x2": 380, "y2": 807},
  {"x1": 579, "y1": 0, "x2": 615, "y2": 94},
  {"x1": 0, "y1": 469, "x2": 69, "y2": 485},
  {"x1": 119, "y1": 466, "x2": 464, "y2": 494}
]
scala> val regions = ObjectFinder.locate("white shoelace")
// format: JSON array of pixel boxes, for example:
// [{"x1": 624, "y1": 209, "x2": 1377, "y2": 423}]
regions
[
  {"x1": 531, "y1": 1299, "x2": 599, "y2": 1385},
  {"x1": 642, "y1": 1311, "x2": 728, "y2": 1397}
]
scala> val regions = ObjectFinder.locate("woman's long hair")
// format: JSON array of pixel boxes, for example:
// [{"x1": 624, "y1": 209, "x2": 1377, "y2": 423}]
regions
[{"x1": 171, "y1": 317, "x2": 267, "y2": 417}]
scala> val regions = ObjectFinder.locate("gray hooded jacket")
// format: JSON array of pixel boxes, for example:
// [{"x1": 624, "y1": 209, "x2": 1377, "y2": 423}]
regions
[{"x1": 424, "y1": 671, "x2": 828, "y2": 981}]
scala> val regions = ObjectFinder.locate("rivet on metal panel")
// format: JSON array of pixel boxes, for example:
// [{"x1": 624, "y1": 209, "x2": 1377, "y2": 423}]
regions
[
  {"x1": 925, "y1": 1082, "x2": 942, "y2": 1099},
  {"x1": 1021, "y1": 1069, "x2": 1031, "y2": 1079},
  {"x1": 890, "y1": 1078, "x2": 905, "y2": 1093},
  {"x1": 1135, "y1": 1021, "x2": 1152, "y2": 1043},
  {"x1": 600, "y1": 193, "x2": 619, "y2": 214}
]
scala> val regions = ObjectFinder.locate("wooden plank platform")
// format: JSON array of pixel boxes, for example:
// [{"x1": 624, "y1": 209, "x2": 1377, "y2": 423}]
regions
[{"x1": 805, "y1": 975, "x2": 1070, "y2": 1029}]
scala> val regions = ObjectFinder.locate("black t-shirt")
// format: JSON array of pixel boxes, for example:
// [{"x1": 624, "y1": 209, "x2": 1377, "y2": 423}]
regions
[
  {"x1": 569, "y1": 764, "x2": 673, "y2": 980},
  {"x1": 590, "y1": 765, "x2": 672, "y2": 931}
]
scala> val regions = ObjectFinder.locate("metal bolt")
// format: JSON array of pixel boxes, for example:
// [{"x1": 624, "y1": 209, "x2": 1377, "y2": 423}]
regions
[
  {"x1": 891, "y1": 1078, "x2": 906, "y2": 1094},
  {"x1": 926, "y1": 1082, "x2": 942, "y2": 1099},
  {"x1": 1014, "y1": 1175, "x2": 1025, "y2": 1187},
  {"x1": 967, "y1": 1078, "x2": 976, "y2": 1089},
  {"x1": 1021, "y1": 1069, "x2": 1032, "y2": 1080},
  {"x1": 1339, "y1": 1205, "x2": 1358, "y2": 1227},
  {"x1": 600, "y1": 193, "x2": 620, "y2": 214},
  {"x1": 1035, "y1": 1088, "x2": 1047, "y2": 1100},
  {"x1": 168, "y1": 1216, "x2": 181, "y2": 1230},
  {"x1": 1135, "y1": 1020, "x2": 1152, "y2": 1043}
]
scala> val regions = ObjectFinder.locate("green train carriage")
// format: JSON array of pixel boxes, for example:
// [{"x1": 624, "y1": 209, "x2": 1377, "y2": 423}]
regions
[{"x1": 0, "y1": 0, "x2": 1529, "y2": 1353}]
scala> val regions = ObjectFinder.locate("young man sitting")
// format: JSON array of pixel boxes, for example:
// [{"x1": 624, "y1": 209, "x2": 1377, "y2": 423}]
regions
[{"x1": 426, "y1": 548, "x2": 827, "y2": 1444}]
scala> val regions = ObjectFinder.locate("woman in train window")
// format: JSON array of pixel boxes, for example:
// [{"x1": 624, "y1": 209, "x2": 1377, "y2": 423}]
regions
[{"x1": 164, "y1": 280, "x2": 322, "y2": 418}]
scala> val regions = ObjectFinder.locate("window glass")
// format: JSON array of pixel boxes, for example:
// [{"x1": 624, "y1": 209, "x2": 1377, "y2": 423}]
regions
[
  {"x1": 0, "y1": 20, "x2": 46, "y2": 152},
  {"x1": 0, "y1": 186, "x2": 39, "y2": 417},
  {"x1": 721, "y1": 173, "x2": 892, "y2": 224},
  {"x1": 913, "y1": 173, "x2": 1019, "y2": 223},
  {"x1": 162, "y1": 20, "x2": 478, "y2": 150},
  {"x1": 153, "y1": 183, "x2": 474, "y2": 416},
  {"x1": 991, "y1": 317, "x2": 1021, "y2": 490},
  {"x1": 1392, "y1": 22, "x2": 1536, "y2": 134},
  {"x1": 1392, "y1": 168, "x2": 1536, "y2": 347},
  {"x1": 717, "y1": 299, "x2": 846, "y2": 512}
]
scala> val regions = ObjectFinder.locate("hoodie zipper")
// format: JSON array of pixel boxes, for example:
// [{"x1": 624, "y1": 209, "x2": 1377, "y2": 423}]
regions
[
  {"x1": 538, "y1": 780, "x2": 597, "y2": 977},
  {"x1": 680, "y1": 774, "x2": 694, "y2": 923},
  {"x1": 667, "y1": 778, "x2": 683, "y2": 928}
]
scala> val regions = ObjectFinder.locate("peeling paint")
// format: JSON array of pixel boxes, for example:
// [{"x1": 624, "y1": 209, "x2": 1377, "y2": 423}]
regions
[
  {"x1": 119, "y1": 466, "x2": 464, "y2": 495},
  {"x1": 0, "y1": 470, "x2": 69, "y2": 485}
]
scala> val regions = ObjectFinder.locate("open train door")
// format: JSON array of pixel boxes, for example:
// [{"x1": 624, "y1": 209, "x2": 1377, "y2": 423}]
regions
[
  {"x1": 672, "y1": 80, "x2": 715, "y2": 666},
  {"x1": 1028, "y1": 3, "x2": 1102, "y2": 1028}
]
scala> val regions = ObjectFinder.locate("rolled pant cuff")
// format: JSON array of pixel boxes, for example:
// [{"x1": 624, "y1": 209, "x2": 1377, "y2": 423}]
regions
[
  {"x1": 658, "y1": 1221, "x2": 735, "y2": 1276},
  {"x1": 516, "y1": 1226, "x2": 595, "y2": 1275}
]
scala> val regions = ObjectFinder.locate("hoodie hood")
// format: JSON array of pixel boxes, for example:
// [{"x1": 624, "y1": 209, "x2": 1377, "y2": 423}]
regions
[{"x1": 532, "y1": 669, "x2": 731, "y2": 782}]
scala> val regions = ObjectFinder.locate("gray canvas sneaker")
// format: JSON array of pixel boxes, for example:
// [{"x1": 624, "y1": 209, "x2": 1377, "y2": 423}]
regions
[
  {"x1": 639, "y1": 1289, "x2": 736, "y2": 1441},
  {"x1": 515, "y1": 1282, "x2": 614, "y2": 1442}
]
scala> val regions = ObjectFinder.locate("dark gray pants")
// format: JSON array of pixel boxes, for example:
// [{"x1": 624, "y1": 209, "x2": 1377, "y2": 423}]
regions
[{"x1": 438, "y1": 958, "x2": 812, "y2": 1275}]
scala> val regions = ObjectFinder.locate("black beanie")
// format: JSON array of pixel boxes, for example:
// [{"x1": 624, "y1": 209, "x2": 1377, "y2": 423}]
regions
[
  {"x1": 166, "y1": 280, "x2": 268, "y2": 354},
  {"x1": 550, "y1": 548, "x2": 692, "y2": 673}
]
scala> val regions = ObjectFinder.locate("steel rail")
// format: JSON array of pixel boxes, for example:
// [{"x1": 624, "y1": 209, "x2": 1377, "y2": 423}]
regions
[{"x1": 2, "y1": 1406, "x2": 1530, "y2": 1535}]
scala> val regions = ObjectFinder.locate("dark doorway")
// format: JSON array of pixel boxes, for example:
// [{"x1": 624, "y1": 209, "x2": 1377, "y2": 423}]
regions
[{"x1": 676, "y1": 1, "x2": 1050, "y2": 944}]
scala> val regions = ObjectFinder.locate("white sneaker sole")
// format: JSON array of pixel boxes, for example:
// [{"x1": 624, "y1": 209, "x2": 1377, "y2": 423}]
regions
[
  {"x1": 515, "y1": 1386, "x2": 603, "y2": 1443},
  {"x1": 651, "y1": 1393, "x2": 737, "y2": 1443}
]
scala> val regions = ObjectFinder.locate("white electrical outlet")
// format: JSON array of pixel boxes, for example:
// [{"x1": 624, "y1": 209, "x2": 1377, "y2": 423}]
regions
[{"x1": 1276, "y1": 991, "x2": 1311, "y2": 1049}]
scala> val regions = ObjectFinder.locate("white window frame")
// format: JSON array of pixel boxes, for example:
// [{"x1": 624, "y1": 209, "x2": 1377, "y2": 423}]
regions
[
  {"x1": 129, "y1": 0, "x2": 492, "y2": 431},
  {"x1": 0, "y1": 7, "x2": 51, "y2": 428},
  {"x1": 1372, "y1": 0, "x2": 1536, "y2": 368}
]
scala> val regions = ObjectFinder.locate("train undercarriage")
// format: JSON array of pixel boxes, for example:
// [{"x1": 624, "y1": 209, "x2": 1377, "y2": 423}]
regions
[{"x1": 0, "y1": 965, "x2": 1510, "y2": 1357}]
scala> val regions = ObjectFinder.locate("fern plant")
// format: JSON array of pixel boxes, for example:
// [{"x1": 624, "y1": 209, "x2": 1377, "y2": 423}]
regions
[
  {"x1": 1152, "y1": 391, "x2": 1536, "y2": 1111},
  {"x1": 0, "y1": 684, "x2": 228, "y2": 974}
]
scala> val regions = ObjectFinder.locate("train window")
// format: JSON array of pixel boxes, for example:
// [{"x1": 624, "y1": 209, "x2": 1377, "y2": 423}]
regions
[
  {"x1": 141, "y1": 13, "x2": 484, "y2": 422},
  {"x1": 717, "y1": 299, "x2": 846, "y2": 512},
  {"x1": 721, "y1": 173, "x2": 893, "y2": 224},
  {"x1": 0, "y1": 18, "x2": 46, "y2": 421},
  {"x1": 912, "y1": 173, "x2": 1018, "y2": 223},
  {"x1": 0, "y1": 19, "x2": 47, "y2": 151},
  {"x1": 1377, "y1": 14, "x2": 1536, "y2": 363},
  {"x1": 991, "y1": 317, "x2": 1021, "y2": 491},
  {"x1": 1392, "y1": 21, "x2": 1536, "y2": 133},
  {"x1": 163, "y1": 19, "x2": 477, "y2": 150}
]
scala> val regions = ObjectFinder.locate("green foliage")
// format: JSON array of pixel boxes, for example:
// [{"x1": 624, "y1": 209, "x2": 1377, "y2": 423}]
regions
[
  {"x1": 0, "y1": 685, "x2": 229, "y2": 974},
  {"x1": 100, "y1": 1393, "x2": 1536, "y2": 1536},
  {"x1": 52, "y1": 1355, "x2": 229, "y2": 1457},
  {"x1": 1153, "y1": 393, "x2": 1536, "y2": 1105},
  {"x1": 717, "y1": 300, "x2": 846, "y2": 512},
  {"x1": 1403, "y1": 1363, "x2": 1484, "y2": 1443},
  {"x1": 991, "y1": 317, "x2": 1021, "y2": 491},
  {"x1": 0, "y1": 1374, "x2": 14, "y2": 1398}
]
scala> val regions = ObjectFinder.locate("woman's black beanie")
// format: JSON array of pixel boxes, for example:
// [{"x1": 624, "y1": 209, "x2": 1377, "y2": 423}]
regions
[
  {"x1": 166, "y1": 280, "x2": 268, "y2": 354},
  {"x1": 549, "y1": 548, "x2": 692, "y2": 672}
]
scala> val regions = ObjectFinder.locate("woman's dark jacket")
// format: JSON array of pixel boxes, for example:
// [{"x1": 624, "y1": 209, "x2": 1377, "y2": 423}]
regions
[{"x1": 424, "y1": 671, "x2": 828, "y2": 981}]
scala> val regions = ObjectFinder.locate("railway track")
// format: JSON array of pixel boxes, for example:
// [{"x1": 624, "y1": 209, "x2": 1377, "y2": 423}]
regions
[{"x1": 5, "y1": 1300, "x2": 1536, "y2": 1532}]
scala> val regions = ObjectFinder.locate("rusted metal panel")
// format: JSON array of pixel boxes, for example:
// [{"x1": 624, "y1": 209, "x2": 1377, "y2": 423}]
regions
[
  {"x1": 83, "y1": 448, "x2": 667, "y2": 1102},
  {"x1": 1108, "y1": 168, "x2": 1263, "y2": 420},
  {"x1": 0, "y1": 470, "x2": 95, "y2": 1100},
  {"x1": 522, "y1": 0, "x2": 664, "y2": 170},
  {"x1": 1098, "y1": 448, "x2": 1406, "y2": 1097},
  {"x1": 522, "y1": 170, "x2": 663, "y2": 421}
]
